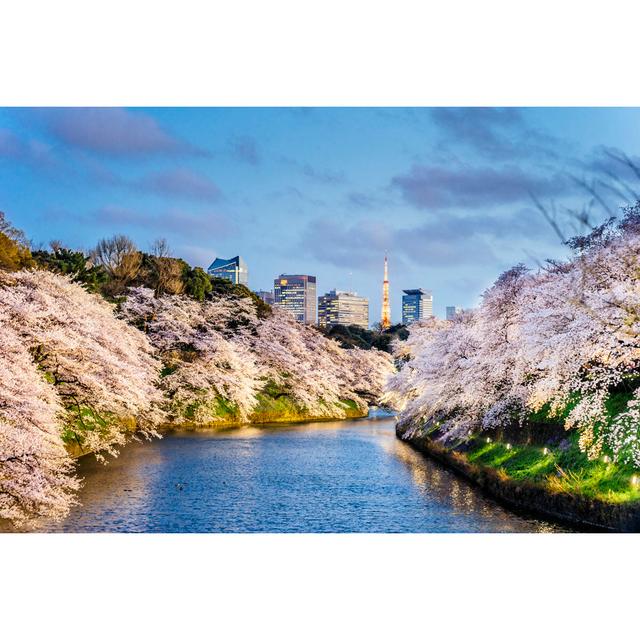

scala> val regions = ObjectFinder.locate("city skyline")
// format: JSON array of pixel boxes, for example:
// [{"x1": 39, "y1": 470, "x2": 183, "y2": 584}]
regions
[
  {"x1": 207, "y1": 254, "x2": 448, "y2": 328},
  {"x1": 2, "y1": 108, "x2": 639, "y2": 320}
]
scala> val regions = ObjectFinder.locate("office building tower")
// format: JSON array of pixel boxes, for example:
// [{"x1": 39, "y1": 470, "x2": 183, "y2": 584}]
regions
[
  {"x1": 318, "y1": 290, "x2": 369, "y2": 329},
  {"x1": 207, "y1": 255, "x2": 248, "y2": 286},
  {"x1": 402, "y1": 288, "x2": 433, "y2": 324},
  {"x1": 274, "y1": 274, "x2": 317, "y2": 324}
]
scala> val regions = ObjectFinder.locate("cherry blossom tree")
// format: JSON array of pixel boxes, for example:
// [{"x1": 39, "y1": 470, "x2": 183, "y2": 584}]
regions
[
  {"x1": 0, "y1": 270, "x2": 163, "y2": 459},
  {"x1": 1, "y1": 266, "x2": 393, "y2": 526},
  {"x1": 241, "y1": 304, "x2": 394, "y2": 417},
  {"x1": 388, "y1": 203, "x2": 640, "y2": 468},
  {"x1": 516, "y1": 210, "x2": 640, "y2": 463},
  {"x1": 120, "y1": 287, "x2": 263, "y2": 424},
  {"x1": 121, "y1": 287, "x2": 394, "y2": 424},
  {"x1": 0, "y1": 312, "x2": 80, "y2": 527},
  {"x1": 384, "y1": 313, "x2": 479, "y2": 439}
]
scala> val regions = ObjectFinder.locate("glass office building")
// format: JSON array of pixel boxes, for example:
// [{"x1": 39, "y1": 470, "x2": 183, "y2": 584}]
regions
[
  {"x1": 318, "y1": 290, "x2": 369, "y2": 329},
  {"x1": 446, "y1": 306, "x2": 462, "y2": 321},
  {"x1": 274, "y1": 274, "x2": 317, "y2": 324},
  {"x1": 402, "y1": 288, "x2": 433, "y2": 324},
  {"x1": 207, "y1": 255, "x2": 248, "y2": 286}
]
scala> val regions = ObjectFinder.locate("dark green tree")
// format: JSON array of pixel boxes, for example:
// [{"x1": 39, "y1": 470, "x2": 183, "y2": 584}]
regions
[
  {"x1": 317, "y1": 323, "x2": 408, "y2": 353},
  {"x1": 183, "y1": 266, "x2": 213, "y2": 301},
  {"x1": 32, "y1": 245, "x2": 108, "y2": 293}
]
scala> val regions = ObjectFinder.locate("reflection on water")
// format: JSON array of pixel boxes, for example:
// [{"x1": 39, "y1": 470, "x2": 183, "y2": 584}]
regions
[
  {"x1": 31, "y1": 415, "x2": 568, "y2": 533},
  {"x1": 380, "y1": 434, "x2": 564, "y2": 532}
]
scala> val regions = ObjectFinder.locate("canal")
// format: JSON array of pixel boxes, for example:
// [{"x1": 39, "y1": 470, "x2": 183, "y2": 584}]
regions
[{"x1": 41, "y1": 413, "x2": 568, "y2": 532}]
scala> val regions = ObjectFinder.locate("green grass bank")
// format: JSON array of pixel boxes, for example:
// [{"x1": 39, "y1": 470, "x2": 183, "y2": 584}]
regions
[
  {"x1": 170, "y1": 394, "x2": 367, "y2": 430},
  {"x1": 66, "y1": 394, "x2": 368, "y2": 458},
  {"x1": 396, "y1": 409, "x2": 640, "y2": 532}
]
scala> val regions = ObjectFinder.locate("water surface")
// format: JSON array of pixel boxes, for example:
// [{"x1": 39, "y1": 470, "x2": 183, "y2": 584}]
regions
[{"x1": 41, "y1": 414, "x2": 568, "y2": 532}]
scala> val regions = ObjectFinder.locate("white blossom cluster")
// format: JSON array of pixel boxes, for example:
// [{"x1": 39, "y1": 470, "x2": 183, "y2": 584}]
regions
[
  {"x1": 0, "y1": 270, "x2": 162, "y2": 526},
  {"x1": 120, "y1": 286, "x2": 395, "y2": 423},
  {"x1": 1, "y1": 271, "x2": 394, "y2": 527},
  {"x1": 385, "y1": 207, "x2": 640, "y2": 467},
  {"x1": 0, "y1": 309, "x2": 79, "y2": 526}
]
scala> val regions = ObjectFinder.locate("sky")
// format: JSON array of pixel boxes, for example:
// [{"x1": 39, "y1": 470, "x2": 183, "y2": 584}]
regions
[{"x1": 1, "y1": 107, "x2": 640, "y2": 323}]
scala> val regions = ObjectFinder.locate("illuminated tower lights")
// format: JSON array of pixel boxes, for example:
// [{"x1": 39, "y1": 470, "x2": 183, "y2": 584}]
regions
[{"x1": 381, "y1": 254, "x2": 391, "y2": 329}]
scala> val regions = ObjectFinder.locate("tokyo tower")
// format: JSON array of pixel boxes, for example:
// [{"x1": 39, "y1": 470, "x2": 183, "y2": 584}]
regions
[{"x1": 381, "y1": 254, "x2": 391, "y2": 329}]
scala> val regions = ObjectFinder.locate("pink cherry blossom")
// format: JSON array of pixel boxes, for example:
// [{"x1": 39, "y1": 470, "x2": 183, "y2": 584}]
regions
[{"x1": 387, "y1": 206, "x2": 640, "y2": 467}]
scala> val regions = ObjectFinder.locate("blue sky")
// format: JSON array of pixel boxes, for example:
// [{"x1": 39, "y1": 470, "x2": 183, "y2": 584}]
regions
[{"x1": 1, "y1": 107, "x2": 640, "y2": 323}]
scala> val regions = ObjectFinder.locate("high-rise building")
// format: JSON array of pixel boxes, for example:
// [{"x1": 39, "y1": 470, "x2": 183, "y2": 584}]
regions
[
  {"x1": 274, "y1": 275, "x2": 317, "y2": 324},
  {"x1": 255, "y1": 290, "x2": 275, "y2": 305},
  {"x1": 446, "y1": 306, "x2": 462, "y2": 321},
  {"x1": 207, "y1": 255, "x2": 248, "y2": 286},
  {"x1": 402, "y1": 288, "x2": 433, "y2": 324},
  {"x1": 318, "y1": 290, "x2": 369, "y2": 329},
  {"x1": 381, "y1": 254, "x2": 391, "y2": 329}
]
